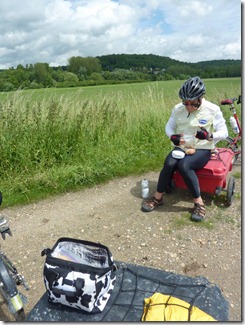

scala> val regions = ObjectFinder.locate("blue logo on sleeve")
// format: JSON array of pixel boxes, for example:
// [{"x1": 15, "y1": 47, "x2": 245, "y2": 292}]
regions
[{"x1": 199, "y1": 119, "x2": 207, "y2": 124}]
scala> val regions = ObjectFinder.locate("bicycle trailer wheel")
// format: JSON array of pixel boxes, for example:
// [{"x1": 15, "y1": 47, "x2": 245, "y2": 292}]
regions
[{"x1": 226, "y1": 176, "x2": 235, "y2": 206}]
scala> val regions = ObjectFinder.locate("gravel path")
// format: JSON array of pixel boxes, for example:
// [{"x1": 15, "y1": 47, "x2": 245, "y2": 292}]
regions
[{"x1": 0, "y1": 162, "x2": 241, "y2": 321}]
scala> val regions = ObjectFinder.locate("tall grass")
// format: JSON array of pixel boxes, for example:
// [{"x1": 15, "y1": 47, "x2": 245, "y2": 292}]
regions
[
  {"x1": 0, "y1": 78, "x2": 241, "y2": 206},
  {"x1": 0, "y1": 84, "x2": 170, "y2": 206}
]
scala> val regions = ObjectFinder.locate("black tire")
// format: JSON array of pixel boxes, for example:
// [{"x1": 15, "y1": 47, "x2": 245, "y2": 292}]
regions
[
  {"x1": 216, "y1": 136, "x2": 236, "y2": 150},
  {"x1": 0, "y1": 259, "x2": 24, "y2": 316},
  {"x1": 227, "y1": 176, "x2": 235, "y2": 206},
  {"x1": 216, "y1": 136, "x2": 240, "y2": 164}
]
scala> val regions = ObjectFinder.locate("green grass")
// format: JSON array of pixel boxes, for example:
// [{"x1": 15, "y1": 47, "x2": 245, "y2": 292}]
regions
[
  {"x1": 172, "y1": 212, "x2": 214, "y2": 230},
  {"x1": 0, "y1": 78, "x2": 241, "y2": 207},
  {"x1": 232, "y1": 171, "x2": 241, "y2": 178}
]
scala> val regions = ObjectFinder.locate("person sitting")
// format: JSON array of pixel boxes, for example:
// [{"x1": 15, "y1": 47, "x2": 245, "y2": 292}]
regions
[{"x1": 141, "y1": 76, "x2": 228, "y2": 221}]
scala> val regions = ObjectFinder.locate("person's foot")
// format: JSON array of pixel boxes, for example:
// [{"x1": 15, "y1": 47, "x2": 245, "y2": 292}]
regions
[
  {"x1": 191, "y1": 203, "x2": 206, "y2": 221},
  {"x1": 141, "y1": 197, "x2": 163, "y2": 212}
]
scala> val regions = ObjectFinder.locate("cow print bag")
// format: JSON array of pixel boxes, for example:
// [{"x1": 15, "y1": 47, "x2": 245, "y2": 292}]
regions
[{"x1": 41, "y1": 237, "x2": 117, "y2": 313}]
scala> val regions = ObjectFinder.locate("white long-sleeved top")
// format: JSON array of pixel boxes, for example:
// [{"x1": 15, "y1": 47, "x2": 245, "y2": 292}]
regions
[{"x1": 165, "y1": 98, "x2": 228, "y2": 150}]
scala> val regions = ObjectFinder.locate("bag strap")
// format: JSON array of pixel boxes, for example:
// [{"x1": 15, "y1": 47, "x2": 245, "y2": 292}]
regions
[
  {"x1": 51, "y1": 286, "x2": 78, "y2": 297},
  {"x1": 41, "y1": 248, "x2": 52, "y2": 256}
]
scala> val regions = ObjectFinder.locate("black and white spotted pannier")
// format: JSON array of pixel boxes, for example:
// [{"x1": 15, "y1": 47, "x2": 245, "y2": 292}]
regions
[{"x1": 41, "y1": 238, "x2": 117, "y2": 313}]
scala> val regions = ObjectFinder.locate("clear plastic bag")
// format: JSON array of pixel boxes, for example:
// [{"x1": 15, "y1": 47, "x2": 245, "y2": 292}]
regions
[{"x1": 51, "y1": 241, "x2": 109, "y2": 267}]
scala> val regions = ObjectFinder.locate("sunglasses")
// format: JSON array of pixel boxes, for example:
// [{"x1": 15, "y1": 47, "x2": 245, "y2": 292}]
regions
[{"x1": 182, "y1": 101, "x2": 200, "y2": 108}]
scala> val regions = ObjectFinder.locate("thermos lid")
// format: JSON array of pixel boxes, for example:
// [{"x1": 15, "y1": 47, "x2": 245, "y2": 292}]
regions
[{"x1": 172, "y1": 149, "x2": 185, "y2": 159}]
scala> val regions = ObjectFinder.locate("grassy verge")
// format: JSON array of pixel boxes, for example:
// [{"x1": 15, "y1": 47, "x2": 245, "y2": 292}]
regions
[{"x1": 0, "y1": 78, "x2": 241, "y2": 207}]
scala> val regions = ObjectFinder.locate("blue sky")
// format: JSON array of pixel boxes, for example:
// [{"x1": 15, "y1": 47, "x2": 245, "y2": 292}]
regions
[{"x1": 0, "y1": 0, "x2": 241, "y2": 69}]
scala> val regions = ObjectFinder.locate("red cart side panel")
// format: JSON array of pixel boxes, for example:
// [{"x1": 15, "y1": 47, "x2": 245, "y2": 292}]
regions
[{"x1": 172, "y1": 148, "x2": 234, "y2": 194}]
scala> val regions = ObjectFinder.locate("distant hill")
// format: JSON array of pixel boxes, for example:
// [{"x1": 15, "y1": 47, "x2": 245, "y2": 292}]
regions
[
  {"x1": 0, "y1": 53, "x2": 241, "y2": 92},
  {"x1": 96, "y1": 53, "x2": 241, "y2": 77},
  {"x1": 96, "y1": 53, "x2": 181, "y2": 70}
]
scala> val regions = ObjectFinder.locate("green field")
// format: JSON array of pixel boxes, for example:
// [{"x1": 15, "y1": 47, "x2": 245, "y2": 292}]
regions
[{"x1": 0, "y1": 78, "x2": 241, "y2": 207}]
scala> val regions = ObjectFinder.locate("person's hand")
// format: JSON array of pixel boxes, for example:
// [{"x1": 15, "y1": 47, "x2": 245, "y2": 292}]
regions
[
  {"x1": 195, "y1": 126, "x2": 212, "y2": 140},
  {"x1": 170, "y1": 134, "x2": 182, "y2": 146}
]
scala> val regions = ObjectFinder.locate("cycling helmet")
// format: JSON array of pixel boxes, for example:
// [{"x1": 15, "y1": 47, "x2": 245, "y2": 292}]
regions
[{"x1": 179, "y1": 76, "x2": 206, "y2": 100}]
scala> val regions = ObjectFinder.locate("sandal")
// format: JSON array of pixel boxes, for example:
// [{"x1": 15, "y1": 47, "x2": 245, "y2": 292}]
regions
[
  {"x1": 191, "y1": 203, "x2": 206, "y2": 221},
  {"x1": 142, "y1": 197, "x2": 163, "y2": 212}
]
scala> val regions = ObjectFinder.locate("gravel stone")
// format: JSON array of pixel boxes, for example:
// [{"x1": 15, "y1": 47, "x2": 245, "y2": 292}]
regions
[{"x1": 0, "y1": 163, "x2": 241, "y2": 321}]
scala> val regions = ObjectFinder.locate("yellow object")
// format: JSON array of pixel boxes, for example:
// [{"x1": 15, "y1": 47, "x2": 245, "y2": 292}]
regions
[
  {"x1": 11, "y1": 294, "x2": 23, "y2": 312},
  {"x1": 142, "y1": 292, "x2": 217, "y2": 321},
  {"x1": 185, "y1": 148, "x2": 196, "y2": 155}
]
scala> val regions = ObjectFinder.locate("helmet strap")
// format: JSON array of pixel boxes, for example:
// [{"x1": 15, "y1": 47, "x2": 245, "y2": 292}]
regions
[
  {"x1": 186, "y1": 98, "x2": 202, "y2": 117},
  {"x1": 195, "y1": 98, "x2": 202, "y2": 109}
]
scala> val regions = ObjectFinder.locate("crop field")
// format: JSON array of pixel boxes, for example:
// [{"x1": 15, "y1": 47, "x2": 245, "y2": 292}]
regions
[{"x1": 0, "y1": 78, "x2": 241, "y2": 206}]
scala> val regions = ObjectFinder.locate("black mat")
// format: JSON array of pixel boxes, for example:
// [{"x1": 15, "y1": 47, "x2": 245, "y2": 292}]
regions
[{"x1": 26, "y1": 262, "x2": 229, "y2": 322}]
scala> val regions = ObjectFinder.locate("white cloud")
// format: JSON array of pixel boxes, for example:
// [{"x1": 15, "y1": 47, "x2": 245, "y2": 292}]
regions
[
  {"x1": 222, "y1": 42, "x2": 241, "y2": 58},
  {"x1": 0, "y1": 0, "x2": 241, "y2": 69},
  {"x1": 177, "y1": 1, "x2": 213, "y2": 17}
]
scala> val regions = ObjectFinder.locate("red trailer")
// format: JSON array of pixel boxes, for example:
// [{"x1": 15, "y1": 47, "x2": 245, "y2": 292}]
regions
[{"x1": 172, "y1": 148, "x2": 236, "y2": 206}]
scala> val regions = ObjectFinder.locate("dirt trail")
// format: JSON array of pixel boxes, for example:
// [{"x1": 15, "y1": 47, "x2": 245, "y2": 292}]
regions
[{"x1": 0, "y1": 163, "x2": 241, "y2": 321}]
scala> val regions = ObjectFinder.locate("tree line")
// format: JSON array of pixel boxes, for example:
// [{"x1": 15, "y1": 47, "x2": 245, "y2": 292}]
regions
[{"x1": 0, "y1": 54, "x2": 241, "y2": 91}]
